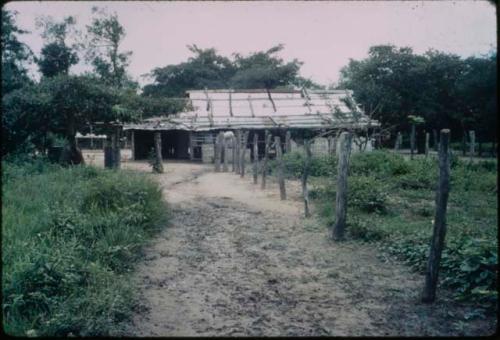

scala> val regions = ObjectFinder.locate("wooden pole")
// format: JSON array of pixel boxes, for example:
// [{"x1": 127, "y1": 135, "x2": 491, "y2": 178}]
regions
[
  {"x1": 235, "y1": 130, "x2": 241, "y2": 174},
  {"x1": 422, "y1": 129, "x2": 451, "y2": 303},
  {"x1": 153, "y1": 131, "x2": 164, "y2": 173},
  {"x1": 214, "y1": 132, "x2": 222, "y2": 172},
  {"x1": 275, "y1": 136, "x2": 286, "y2": 200},
  {"x1": 261, "y1": 130, "x2": 271, "y2": 189},
  {"x1": 433, "y1": 129, "x2": 439, "y2": 152},
  {"x1": 104, "y1": 138, "x2": 113, "y2": 169},
  {"x1": 394, "y1": 132, "x2": 401, "y2": 151},
  {"x1": 469, "y1": 130, "x2": 475, "y2": 162},
  {"x1": 331, "y1": 132, "x2": 353, "y2": 241},
  {"x1": 425, "y1": 132, "x2": 430, "y2": 158},
  {"x1": 303, "y1": 139, "x2": 312, "y2": 217},
  {"x1": 410, "y1": 124, "x2": 416, "y2": 160},
  {"x1": 189, "y1": 131, "x2": 194, "y2": 161},
  {"x1": 240, "y1": 131, "x2": 249, "y2": 178},
  {"x1": 285, "y1": 130, "x2": 292, "y2": 153},
  {"x1": 232, "y1": 135, "x2": 236, "y2": 172},
  {"x1": 223, "y1": 134, "x2": 229, "y2": 172},
  {"x1": 131, "y1": 130, "x2": 135, "y2": 161},
  {"x1": 253, "y1": 133, "x2": 259, "y2": 184}
]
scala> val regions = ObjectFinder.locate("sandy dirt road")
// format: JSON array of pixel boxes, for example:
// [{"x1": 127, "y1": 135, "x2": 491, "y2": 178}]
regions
[{"x1": 81, "y1": 152, "x2": 494, "y2": 336}]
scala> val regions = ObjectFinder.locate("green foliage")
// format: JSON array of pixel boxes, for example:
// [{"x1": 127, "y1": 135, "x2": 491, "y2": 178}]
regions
[
  {"x1": 350, "y1": 151, "x2": 411, "y2": 177},
  {"x1": 339, "y1": 44, "x2": 497, "y2": 143},
  {"x1": 348, "y1": 176, "x2": 388, "y2": 213},
  {"x1": 271, "y1": 151, "x2": 337, "y2": 179},
  {"x1": 1, "y1": 10, "x2": 34, "y2": 94},
  {"x1": 85, "y1": 7, "x2": 134, "y2": 88},
  {"x1": 310, "y1": 150, "x2": 497, "y2": 309},
  {"x1": 2, "y1": 161, "x2": 168, "y2": 336},
  {"x1": 143, "y1": 44, "x2": 303, "y2": 98}
]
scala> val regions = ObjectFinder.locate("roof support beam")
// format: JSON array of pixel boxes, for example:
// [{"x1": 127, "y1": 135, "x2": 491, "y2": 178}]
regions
[{"x1": 203, "y1": 87, "x2": 214, "y2": 126}]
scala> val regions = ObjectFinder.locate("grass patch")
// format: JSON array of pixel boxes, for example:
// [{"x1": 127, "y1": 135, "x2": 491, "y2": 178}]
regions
[
  {"x1": 310, "y1": 151, "x2": 497, "y2": 309},
  {"x1": 2, "y1": 159, "x2": 168, "y2": 336}
]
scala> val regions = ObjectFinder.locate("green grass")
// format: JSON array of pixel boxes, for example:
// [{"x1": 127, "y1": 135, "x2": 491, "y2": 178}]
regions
[
  {"x1": 308, "y1": 151, "x2": 497, "y2": 309},
  {"x1": 2, "y1": 159, "x2": 168, "y2": 336}
]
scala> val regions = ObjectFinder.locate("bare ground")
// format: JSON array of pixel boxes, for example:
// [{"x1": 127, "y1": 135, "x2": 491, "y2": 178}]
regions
[{"x1": 83, "y1": 151, "x2": 496, "y2": 336}]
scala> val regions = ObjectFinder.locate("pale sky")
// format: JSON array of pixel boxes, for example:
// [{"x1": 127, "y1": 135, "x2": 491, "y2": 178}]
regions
[{"x1": 5, "y1": 0, "x2": 497, "y2": 87}]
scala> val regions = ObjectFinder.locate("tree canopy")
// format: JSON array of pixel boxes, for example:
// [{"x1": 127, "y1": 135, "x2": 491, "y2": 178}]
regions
[
  {"x1": 142, "y1": 44, "x2": 309, "y2": 98},
  {"x1": 339, "y1": 45, "x2": 497, "y2": 142}
]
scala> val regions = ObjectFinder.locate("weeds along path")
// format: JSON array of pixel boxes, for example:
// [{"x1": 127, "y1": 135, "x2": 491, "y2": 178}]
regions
[{"x1": 125, "y1": 162, "x2": 492, "y2": 336}]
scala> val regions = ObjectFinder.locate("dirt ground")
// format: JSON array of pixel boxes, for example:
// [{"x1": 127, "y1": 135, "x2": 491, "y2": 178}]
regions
[{"x1": 83, "y1": 150, "x2": 497, "y2": 336}]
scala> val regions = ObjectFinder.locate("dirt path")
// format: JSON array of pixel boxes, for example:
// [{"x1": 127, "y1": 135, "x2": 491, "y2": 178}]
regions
[{"x1": 120, "y1": 161, "x2": 494, "y2": 337}]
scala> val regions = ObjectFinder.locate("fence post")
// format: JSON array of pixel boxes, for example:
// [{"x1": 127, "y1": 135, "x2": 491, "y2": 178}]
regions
[
  {"x1": 331, "y1": 132, "x2": 353, "y2": 241},
  {"x1": 131, "y1": 130, "x2": 135, "y2": 161},
  {"x1": 261, "y1": 131, "x2": 271, "y2": 189},
  {"x1": 410, "y1": 124, "x2": 416, "y2": 160},
  {"x1": 223, "y1": 134, "x2": 229, "y2": 172},
  {"x1": 433, "y1": 129, "x2": 438, "y2": 152},
  {"x1": 214, "y1": 132, "x2": 222, "y2": 172},
  {"x1": 285, "y1": 130, "x2": 292, "y2": 153},
  {"x1": 275, "y1": 136, "x2": 286, "y2": 200},
  {"x1": 232, "y1": 135, "x2": 236, "y2": 172},
  {"x1": 394, "y1": 132, "x2": 401, "y2": 151},
  {"x1": 422, "y1": 129, "x2": 451, "y2": 303},
  {"x1": 303, "y1": 139, "x2": 312, "y2": 217},
  {"x1": 425, "y1": 132, "x2": 430, "y2": 158},
  {"x1": 235, "y1": 130, "x2": 241, "y2": 174},
  {"x1": 469, "y1": 130, "x2": 475, "y2": 162},
  {"x1": 153, "y1": 131, "x2": 164, "y2": 173},
  {"x1": 240, "y1": 131, "x2": 249, "y2": 178},
  {"x1": 253, "y1": 133, "x2": 259, "y2": 184}
]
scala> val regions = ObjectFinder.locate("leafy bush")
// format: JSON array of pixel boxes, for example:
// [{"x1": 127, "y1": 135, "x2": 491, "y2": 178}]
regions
[
  {"x1": 350, "y1": 151, "x2": 411, "y2": 178},
  {"x1": 2, "y1": 161, "x2": 168, "y2": 336},
  {"x1": 271, "y1": 151, "x2": 338, "y2": 179},
  {"x1": 349, "y1": 176, "x2": 388, "y2": 213}
]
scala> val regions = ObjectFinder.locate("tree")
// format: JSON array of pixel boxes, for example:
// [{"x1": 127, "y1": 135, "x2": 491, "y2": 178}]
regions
[
  {"x1": 143, "y1": 45, "x2": 235, "y2": 98},
  {"x1": 229, "y1": 44, "x2": 302, "y2": 89},
  {"x1": 85, "y1": 7, "x2": 134, "y2": 88},
  {"x1": 2, "y1": 74, "x2": 141, "y2": 159},
  {"x1": 36, "y1": 16, "x2": 80, "y2": 77},
  {"x1": 1, "y1": 10, "x2": 33, "y2": 94}
]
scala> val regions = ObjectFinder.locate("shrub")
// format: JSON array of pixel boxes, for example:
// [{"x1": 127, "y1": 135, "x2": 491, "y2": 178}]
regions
[
  {"x1": 349, "y1": 176, "x2": 388, "y2": 213},
  {"x1": 2, "y1": 161, "x2": 168, "y2": 336},
  {"x1": 350, "y1": 151, "x2": 411, "y2": 178}
]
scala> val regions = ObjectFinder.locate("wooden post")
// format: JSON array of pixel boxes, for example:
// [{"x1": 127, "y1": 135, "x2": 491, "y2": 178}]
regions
[
  {"x1": 433, "y1": 129, "x2": 438, "y2": 152},
  {"x1": 189, "y1": 131, "x2": 194, "y2": 161},
  {"x1": 425, "y1": 132, "x2": 430, "y2": 158},
  {"x1": 131, "y1": 130, "x2": 135, "y2": 161},
  {"x1": 331, "y1": 132, "x2": 353, "y2": 241},
  {"x1": 223, "y1": 134, "x2": 229, "y2": 172},
  {"x1": 410, "y1": 124, "x2": 416, "y2": 160},
  {"x1": 232, "y1": 135, "x2": 236, "y2": 172},
  {"x1": 235, "y1": 130, "x2": 241, "y2": 174},
  {"x1": 461, "y1": 131, "x2": 467, "y2": 156},
  {"x1": 104, "y1": 138, "x2": 113, "y2": 169},
  {"x1": 285, "y1": 130, "x2": 292, "y2": 153},
  {"x1": 422, "y1": 129, "x2": 451, "y2": 303},
  {"x1": 240, "y1": 131, "x2": 249, "y2": 178},
  {"x1": 469, "y1": 130, "x2": 475, "y2": 162},
  {"x1": 394, "y1": 132, "x2": 401, "y2": 151},
  {"x1": 303, "y1": 139, "x2": 312, "y2": 217},
  {"x1": 275, "y1": 136, "x2": 286, "y2": 200},
  {"x1": 253, "y1": 133, "x2": 259, "y2": 184},
  {"x1": 261, "y1": 130, "x2": 271, "y2": 189},
  {"x1": 215, "y1": 132, "x2": 222, "y2": 172},
  {"x1": 153, "y1": 131, "x2": 164, "y2": 173}
]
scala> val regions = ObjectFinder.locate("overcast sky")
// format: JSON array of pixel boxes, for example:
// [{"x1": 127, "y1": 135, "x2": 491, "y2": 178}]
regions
[{"x1": 5, "y1": 0, "x2": 497, "y2": 87}]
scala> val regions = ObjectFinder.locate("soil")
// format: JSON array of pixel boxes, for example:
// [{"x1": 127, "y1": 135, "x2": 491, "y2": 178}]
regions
[{"x1": 83, "y1": 151, "x2": 497, "y2": 336}]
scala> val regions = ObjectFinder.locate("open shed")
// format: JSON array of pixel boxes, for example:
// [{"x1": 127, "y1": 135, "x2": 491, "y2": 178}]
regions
[{"x1": 123, "y1": 89, "x2": 379, "y2": 161}]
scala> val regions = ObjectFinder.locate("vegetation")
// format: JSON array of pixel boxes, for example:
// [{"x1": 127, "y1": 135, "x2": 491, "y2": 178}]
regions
[
  {"x1": 339, "y1": 45, "x2": 497, "y2": 147},
  {"x1": 2, "y1": 158, "x2": 168, "y2": 336},
  {"x1": 305, "y1": 151, "x2": 497, "y2": 311}
]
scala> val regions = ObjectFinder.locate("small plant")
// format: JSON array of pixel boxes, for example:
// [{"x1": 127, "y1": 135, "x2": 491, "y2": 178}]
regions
[{"x1": 147, "y1": 147, "x2": 163, "y2": 173}]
